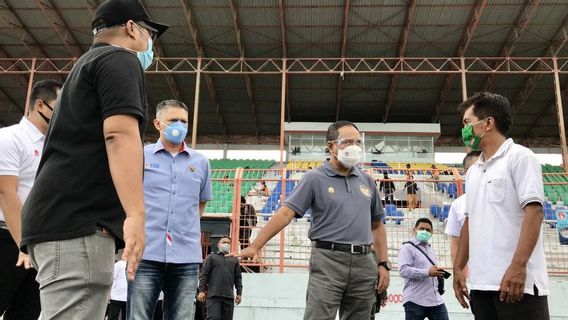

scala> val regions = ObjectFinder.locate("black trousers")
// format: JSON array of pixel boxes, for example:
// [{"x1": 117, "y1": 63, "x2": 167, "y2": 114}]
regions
[
  {"x1": 0, "y1": 228, "x2": 41, "y2": 320},
  {"x1": 206, "y1": 297, "x2": 234, "y2": 320},
  {"x1": 107, "y1": 300, "x2": 126, "y2": 320},
  {"x1": 470, "y1": 289, "x2": 549, "y2": 320}
]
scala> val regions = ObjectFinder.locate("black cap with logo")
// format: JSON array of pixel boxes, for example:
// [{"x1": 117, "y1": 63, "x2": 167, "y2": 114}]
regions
[{"x1": 92, "y1": 0, "x2": 169, "y2": 38}]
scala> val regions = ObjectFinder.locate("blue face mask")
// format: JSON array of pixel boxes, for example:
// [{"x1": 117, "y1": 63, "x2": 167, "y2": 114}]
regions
[
  {"x1": 162, "y1": 121, "x2": 188, "y2": 145},
  {"x1": 416, "y1": 230, "x2": 432, "y2": 243},
  {"x1": 137, "y1": 37, "x2": 154, "y2": 70}
]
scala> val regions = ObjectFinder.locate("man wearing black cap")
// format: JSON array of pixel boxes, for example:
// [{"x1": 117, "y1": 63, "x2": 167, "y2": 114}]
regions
[{"x1": 20, "y1": 1, "x2": 168, "y2": 319}]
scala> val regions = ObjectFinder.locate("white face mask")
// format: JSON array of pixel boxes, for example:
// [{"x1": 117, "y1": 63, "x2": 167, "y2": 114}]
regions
[
  {"x1": 337, "y1": 145, "x2": 362, "y2": 168},
  {"x1": 219, "y1": 243, "x2": 230, "y2": 253}
]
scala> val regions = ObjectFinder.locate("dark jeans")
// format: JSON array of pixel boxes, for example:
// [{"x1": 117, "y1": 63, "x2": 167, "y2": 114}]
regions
[
  {"x1": 127, "y1": 260, "x2": 199, "y2": 320},
  {"x1": 403, "y1": 302, "x2": 449, "y2": 320},
  {"x1": 206, "y1": 297, "x2": 234, "y2": 320},
  {"x1": 0, "y1": 228, "x2": 41, "y2": 320},
  {"x1": 470, "y1": 290, "x2": 549, "y2": 320}
]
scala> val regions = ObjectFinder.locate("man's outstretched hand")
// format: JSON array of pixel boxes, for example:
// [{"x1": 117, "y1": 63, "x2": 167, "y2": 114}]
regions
[{"x1": 229, "y1": 246, "x2": 259, "y2": 260}]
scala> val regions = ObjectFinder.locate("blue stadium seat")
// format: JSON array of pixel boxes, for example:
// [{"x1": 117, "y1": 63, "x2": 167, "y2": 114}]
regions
[{"x1": 430, "y1": 204, "x2": 441, "y2": 218}]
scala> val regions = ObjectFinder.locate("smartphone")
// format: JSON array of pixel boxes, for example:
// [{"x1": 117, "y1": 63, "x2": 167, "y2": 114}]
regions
[{"x1": 441, "y1": 269, "x2": 452, "y2": 279}]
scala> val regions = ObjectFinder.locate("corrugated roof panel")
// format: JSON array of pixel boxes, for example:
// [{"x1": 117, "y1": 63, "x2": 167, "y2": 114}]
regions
[
  {"x1": 349, "y1": 5, "x2": 406, "y2": 26},
  {"x1": 529, "y1": 2, "x2": 568, "y2": 25},
  {"x1": 413, "y1": 3, "x2": 472, "y2": 25},
  {"x1": 238, "y1": 6, "x2": 279, "y2": 27},
  {"x1": 287, "y1": 6, "x2": 341, "y2": 27}
]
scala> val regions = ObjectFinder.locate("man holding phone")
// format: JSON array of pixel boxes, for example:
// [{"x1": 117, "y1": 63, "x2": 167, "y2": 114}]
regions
[{"x1": 398, "y1": 218, "x2": 450, "y2": 320}]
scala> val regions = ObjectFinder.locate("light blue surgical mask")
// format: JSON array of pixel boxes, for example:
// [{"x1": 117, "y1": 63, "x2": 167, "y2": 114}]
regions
[
  {"x1": 137, "y1": 37, "x2": 154, "y2": 70},
  {"x1": 162, "y1": 121, "x2": 188, "y2": 145},
  {"x1": 416, "y1": 230, "x2": 432, "y2": 243}
]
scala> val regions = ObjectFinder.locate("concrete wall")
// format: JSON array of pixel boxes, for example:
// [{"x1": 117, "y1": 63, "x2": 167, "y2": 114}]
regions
[{"x1": 234, "y1": 273, "x2": 568, "y2": 320}]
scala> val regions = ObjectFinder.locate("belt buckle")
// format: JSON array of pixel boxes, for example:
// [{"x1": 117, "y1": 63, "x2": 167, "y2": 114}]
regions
[{"x1": 350, "y1": 244, "x2": 357, "y2": 254}]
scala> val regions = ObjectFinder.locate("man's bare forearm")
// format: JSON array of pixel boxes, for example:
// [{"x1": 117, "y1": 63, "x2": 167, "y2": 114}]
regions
[
  {"x1": 511, "y1": 204, "x2": 543, "y2": 267},
  {"x1": 104, "y1": 118, "x2": 144, "y2": 218},
  {"x1": 372, "y1": 221, "x2": 388, "y2": 261},
  {"x1": 0, "y1": 188, "x2": 23, "y2": 246},
  {"x1": 199, "y1": 202, "x2": 207, "y2": 217},
  {"x1": 454, "y1": 219, "x2": 469, "y2": 270},
  {"x1": 249, "y1": 206, "x2": 295, "y2": 250},
  {"x1": 450, "y1": 236, "x2": 459, "y2": 266}
]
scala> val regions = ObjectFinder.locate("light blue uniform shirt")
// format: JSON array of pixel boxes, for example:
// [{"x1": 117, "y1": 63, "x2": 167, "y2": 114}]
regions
[{"x1": 142, "y1": 140, "x2": 212, "y2": 264}]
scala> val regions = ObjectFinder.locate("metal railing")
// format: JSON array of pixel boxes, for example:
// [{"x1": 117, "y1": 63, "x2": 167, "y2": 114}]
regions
[{"x1": 203, "y1": 167, "x2": 568, "y2": 275}]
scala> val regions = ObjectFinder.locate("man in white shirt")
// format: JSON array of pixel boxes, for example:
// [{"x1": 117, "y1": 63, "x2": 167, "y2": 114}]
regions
[
  {"x1": 453, "y1": 92, "x2": 549, "y2": 320},
  {"x1": 0, "y1": 80, "x2": 62, "y2": 320},
  {"x1": 444, "y1": 151, "x2": 480, "y2": 265}
]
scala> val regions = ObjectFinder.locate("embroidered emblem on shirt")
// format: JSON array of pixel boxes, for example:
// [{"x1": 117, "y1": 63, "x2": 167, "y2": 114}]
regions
[
  {"x1": 360, "y1": 185, "x2": 371, "y2": 197},
  {"x1": 34, "y1": 150, "x2": 40, "y2": 157},
  {"x1": 189, "y1": 166, "x2": 197, "y2": 173},
  {"x1": 328, "y1": 187, "x2": 335, "y2": 194},
  {"x1": 145, "y1": 162, "x2": 160, "y2": 169}
]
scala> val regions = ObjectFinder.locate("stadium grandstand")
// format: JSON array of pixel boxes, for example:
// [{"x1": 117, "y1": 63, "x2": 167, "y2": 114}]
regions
[{"x1": 1, "y1": 1, "x2": 568, "y2": 319}]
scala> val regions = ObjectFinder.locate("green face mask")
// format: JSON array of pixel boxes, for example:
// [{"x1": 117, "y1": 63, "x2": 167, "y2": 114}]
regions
[
  {"x1": 416, "y1": 230, "x2": 432, "y2": 243},
  {"x1": 461, "y1": 118, "x2": 488, "y2": 150}
]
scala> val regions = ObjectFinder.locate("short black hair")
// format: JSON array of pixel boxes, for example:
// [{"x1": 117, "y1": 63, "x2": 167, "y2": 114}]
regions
[
  {"x1": 463, "y1": 150, "x2": 482, "y2": 168},
  {"x1": 406, "y1": 163, "x2": 411, "y2": 169},
  {"x1": 458, "y1": 92, "x2": 512, "y2": 136},
  {"x1": 326, "y1": 120, "x2": 359, "y2": 142},
  {"x1": 30, "y1": 79, "x2": 63, "y2": 111},
  {"x1": 156, "y1": 99, "x2": 188, "y2": 117},
  {"x1": 218, "y1": 235, "x2": 231, "y2": 242},
  {"x1": 240, "y1": 196, "x2": 246, "y2": 204},
  {"x1": 415, "y1": 217, "x2": 433, "y2": 229}
]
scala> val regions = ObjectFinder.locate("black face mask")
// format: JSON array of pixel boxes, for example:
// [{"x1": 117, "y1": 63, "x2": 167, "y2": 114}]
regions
[{"x1": 38, "y1": 100, "x2": 54, "y2": 124}]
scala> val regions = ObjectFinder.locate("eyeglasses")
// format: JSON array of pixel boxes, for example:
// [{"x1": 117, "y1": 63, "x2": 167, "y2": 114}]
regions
[
  {"x1": 330, "y1": 138, "x2": 364, "y2": 147},
  {"x1": 135, "y1": 22, "x2": 157, "y2": 41}
]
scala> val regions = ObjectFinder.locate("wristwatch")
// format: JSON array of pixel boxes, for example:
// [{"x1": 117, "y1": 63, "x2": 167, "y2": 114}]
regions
[{"x1": 377, "y1": 261, "x2": 392, "y2": 271}]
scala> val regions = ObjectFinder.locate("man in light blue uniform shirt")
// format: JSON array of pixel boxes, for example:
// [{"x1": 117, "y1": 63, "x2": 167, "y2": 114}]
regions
[{"x1": 127, "y1": 99, "x2": 212, "y2": 320}]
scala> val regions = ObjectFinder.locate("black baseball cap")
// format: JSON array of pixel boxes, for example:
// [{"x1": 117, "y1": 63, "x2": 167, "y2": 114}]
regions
[{"x1": 92, "y1": 0, "x2": 169, "y2": 39}]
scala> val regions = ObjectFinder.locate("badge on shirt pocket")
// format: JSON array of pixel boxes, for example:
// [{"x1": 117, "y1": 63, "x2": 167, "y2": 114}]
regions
[
  {"x1": 360, "y1": 185, "x2": 371, "y2": 198},
  {"x1": 188, "y1": 165, "x2": 197, "y2": 173}
]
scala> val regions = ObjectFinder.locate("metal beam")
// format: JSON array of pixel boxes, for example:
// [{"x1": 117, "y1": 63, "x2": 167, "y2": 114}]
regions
[
  {"x1": 511, "y1": 12, "x2": 568, "y2": 121},
  {"x1": 2, "y1": 56, "x2": 567, "y2": 75},
  {"x1": 432, "y1": 0, "x2": 487, "y2": 122},
  {"x1": 383, "y1": 0, "x2": 416, "y2": 122},
  {"x1": 153, "y1": 45, "x2": 182, "y2": 100},
  {"x1": 483, "y1": 0, "x2": 540, "y2": 92},
  {"x1": 279, "y1": 0, "x2": 291, "y2": 122},
  {"x1": 228, "y1": 0, "x2": 260, "y2": 138},
  {"x1": 36, "y1": 0, "x2": 83, "y2": 57},
  {"x1": 279, "y1": 0, "x2": 287, "y2": 58},
  {"x1": 523, "y1": 77, "x2": 568, "y2": 138},
  {"x1": 552, "y1": 57, "x2": 568, "y2": 170},
  {"x1": 179, "y1": 0, "x2": 227, "y2": 136},
  {"x1": 0, "y1": 0, "x2": 50, "y2": 57},
  {"x1": 335, "y1": 0, "x2": 351, "y2": 121}
]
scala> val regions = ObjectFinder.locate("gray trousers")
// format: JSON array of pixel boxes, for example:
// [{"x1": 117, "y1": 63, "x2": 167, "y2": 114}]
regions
[
  {"x1": 29, "y1": 231, "x2": 115, "y2": 320},
  {"x1": 304, "y1": 246, "x2": 377, "y2": 320}
]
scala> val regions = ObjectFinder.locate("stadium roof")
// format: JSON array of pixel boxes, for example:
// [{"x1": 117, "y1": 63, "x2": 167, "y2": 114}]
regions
[{"x1": 1, "y1": 0, "x2": 568, "y2": 148}]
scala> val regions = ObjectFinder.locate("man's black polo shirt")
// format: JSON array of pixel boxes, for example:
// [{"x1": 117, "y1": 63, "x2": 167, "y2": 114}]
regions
[{"x1": 21, "y1": 42, "x2": 147, "y2": 251}]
